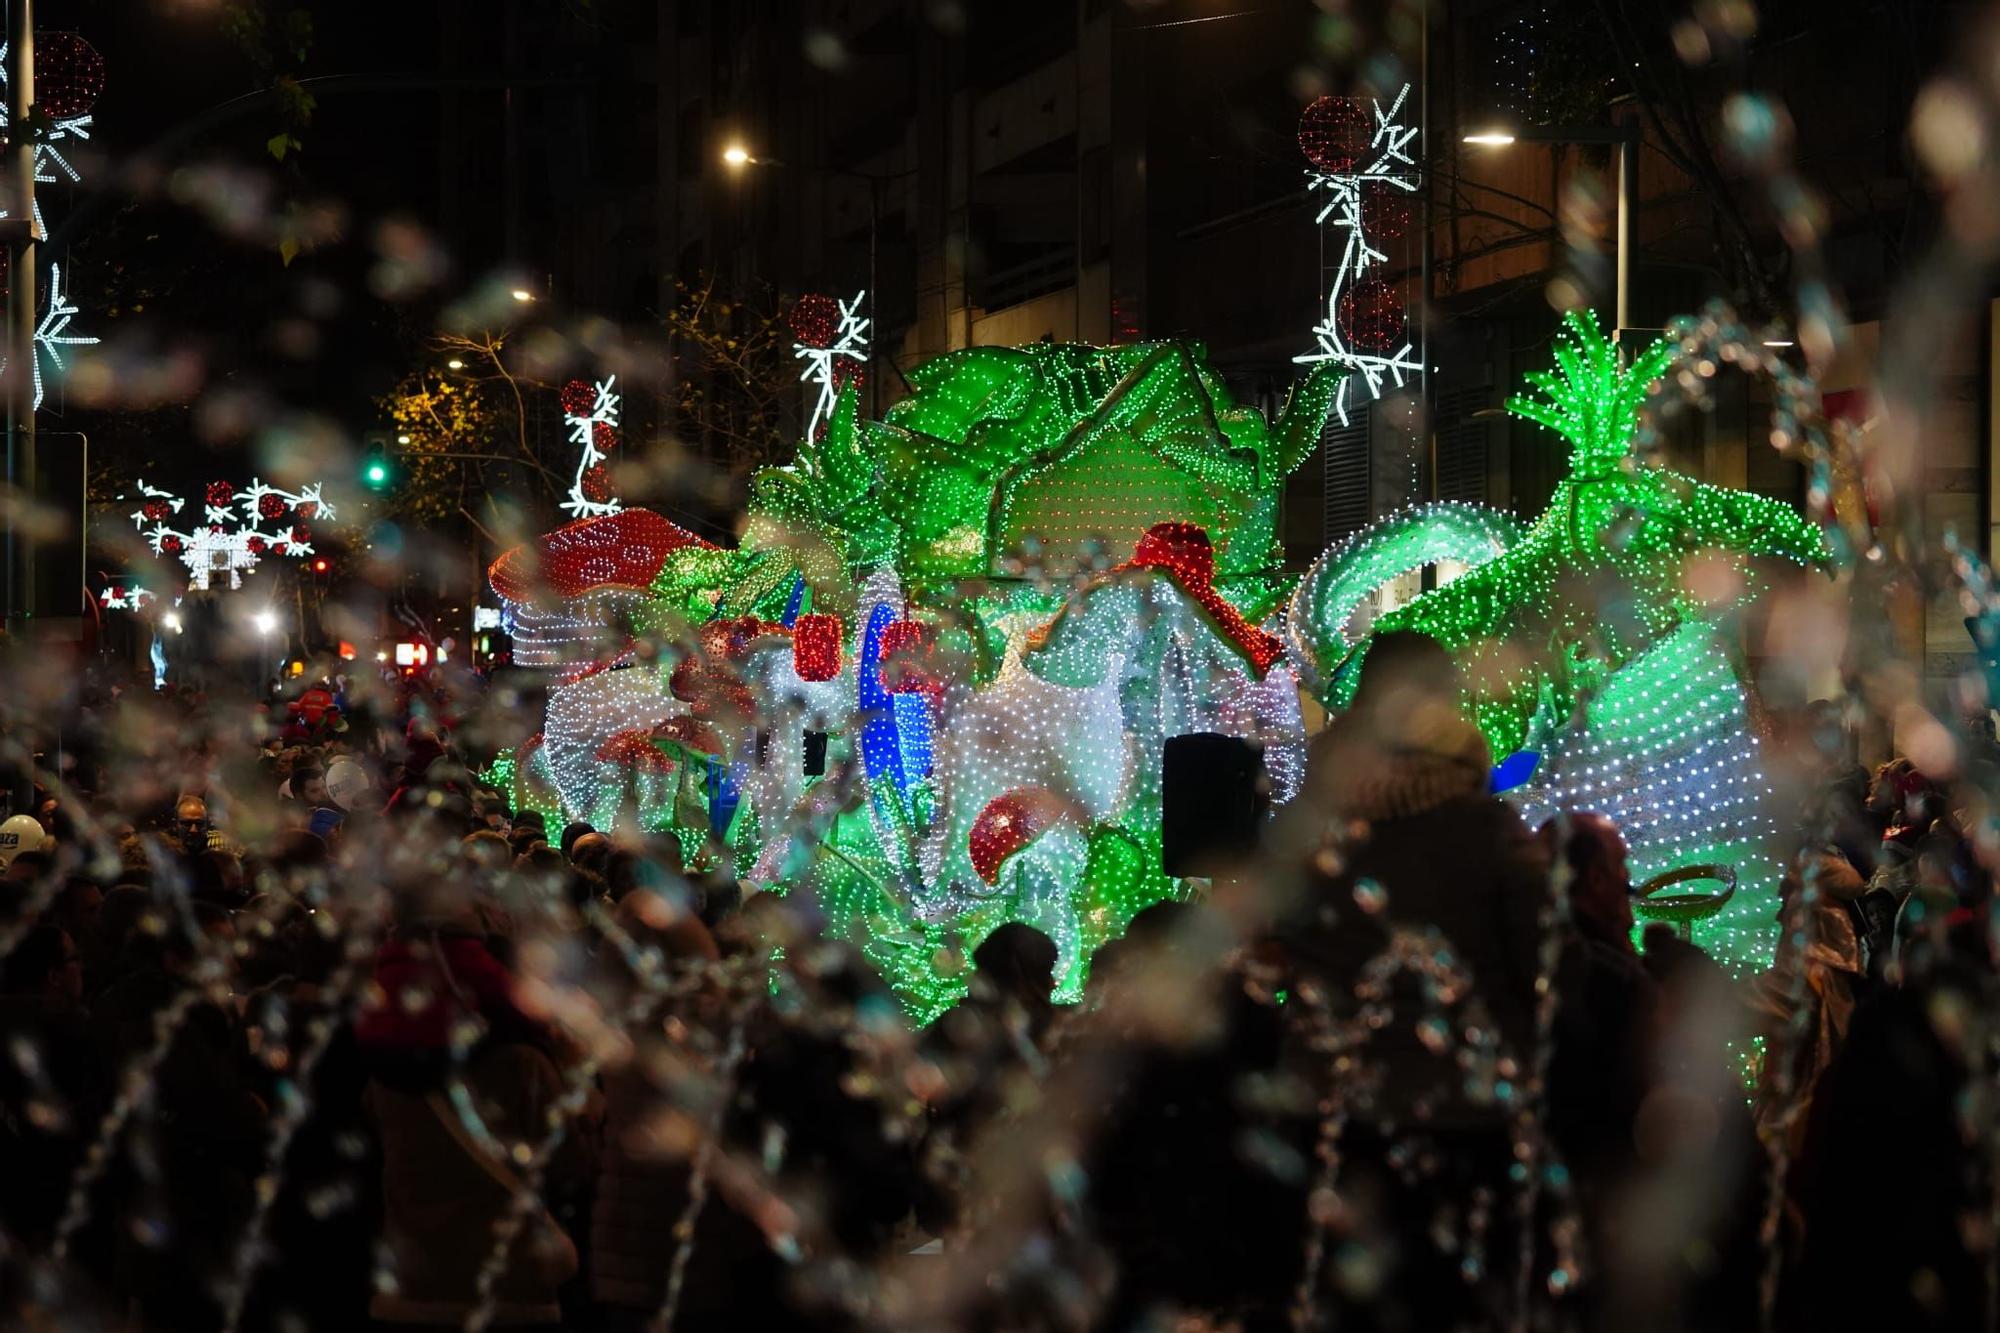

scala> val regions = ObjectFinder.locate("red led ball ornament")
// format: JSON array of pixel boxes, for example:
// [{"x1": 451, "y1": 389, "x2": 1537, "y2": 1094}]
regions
[
  {"x1": 832, "y1": 358, "x2": 866, "y2": 392},
  {"x1": 142, "y1": 499, "x2": 170, "y2": 522},
  {"x1": 294, "y1": 500, "x2": 318, "y2": 520},
  {"x1": 258, "y1": 494, "x2": 288, "y2": 520},
  {"x1": 1298, "y1": 95, "x2": 1372, "y2": 174},
  {"x1": 792, "y1": 613, "x2": 844, "y2": 682},
  {"x1": 1367, "y1": 189, "x2": 1413, "y2": 241},
  {"x1": 291, "y1": 524, "x2": 312, "y2": 546},
  {"x1": 206, "y1": 480, "x2": 235, "y2": 507},
  {"x1": 247, "y1": 536, "x2": 266, "y2": 555},
  {"x1": 581, "y1": 465, "x2": 613, "y2": 503},
  {"x1": 591, "y1": 420, "x2": 618, "y2": 453},
  {"x1": 969, "y1": 787, "x2": 1067, "y2": 885},
  {"x1": 160, "y1": 534, "x2": 182, "y2": 554},
  {"x1": 1338, "y1": 277, "x2": 1405, "y2": 354},
  {"x1": 559, "y1": 379, "x2": 597, "y2": 416},
  {"x1": 272, "y1": 542, "x2": 289, "y2": 556},
  {"x1": 787, "y1": 293, "x2": 840, "y2": 350},
  {"x1": 36, "y1": 33, "x2": 104, "y2": 120}
]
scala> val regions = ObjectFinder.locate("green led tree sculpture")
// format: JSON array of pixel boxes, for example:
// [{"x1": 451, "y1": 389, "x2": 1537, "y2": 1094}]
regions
[{"x1": 1300, "y1": 311, "x2": 1829, "y2": 969}]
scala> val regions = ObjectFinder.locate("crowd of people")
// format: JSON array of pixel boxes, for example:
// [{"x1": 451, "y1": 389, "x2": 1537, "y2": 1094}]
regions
[{"x1": 0, "y1": 635, "x2": 1994, "y2": 1332}]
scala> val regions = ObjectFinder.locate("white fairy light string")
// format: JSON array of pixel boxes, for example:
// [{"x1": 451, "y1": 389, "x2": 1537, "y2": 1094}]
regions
[{"x1": 1293, "y1": 84, "x2": 1424, "y2": 425}]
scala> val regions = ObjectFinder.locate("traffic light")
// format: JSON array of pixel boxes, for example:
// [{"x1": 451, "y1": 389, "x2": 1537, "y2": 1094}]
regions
[
  {"x1": 361, "y1": 431, "x2": 394, "y2": 492},
  {"x1": 311, "y1": 557, "x2": 330, "y2": 576}
]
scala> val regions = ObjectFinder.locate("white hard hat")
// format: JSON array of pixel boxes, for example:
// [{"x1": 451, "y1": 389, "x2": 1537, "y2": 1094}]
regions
[
  {"x1": 0, "y1": 814, "x2": 47, "y2": 868},
  {"x1": 325, "y1": 757, "x2": 372, "y2": 811}
]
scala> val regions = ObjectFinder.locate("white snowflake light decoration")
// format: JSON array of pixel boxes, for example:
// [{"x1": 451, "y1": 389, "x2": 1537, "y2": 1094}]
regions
[
  {"x1": 1293, "y1": 84, "x2": 1424, "y2": 425},
  {"x1": 98, "y1": 582, "x2": 154, "y2": 611},
  {"x1": 130, "y1": 476, "x2": 335, "y2": 592},
  {"x1": 792, "y1": 289, "x2": 869, "y2": 442},
  {"x1": 32, "y1": 261, "x2": 97, "y2": 409},
  {"x1": 560, "y1": 375, "x2": 623, "y2": 519}
]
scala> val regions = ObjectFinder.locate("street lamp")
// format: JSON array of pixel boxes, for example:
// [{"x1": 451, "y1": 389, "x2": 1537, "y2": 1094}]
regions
[
  {"x1": 1463, "y1": 122, "x2": 1640, "y2": 339},
  {"x1": 721, "y1": 142, "x2": 752, "y2": 168},
  {"x1": 509, "y1": 288, "x2": 534, "y2": 303}
]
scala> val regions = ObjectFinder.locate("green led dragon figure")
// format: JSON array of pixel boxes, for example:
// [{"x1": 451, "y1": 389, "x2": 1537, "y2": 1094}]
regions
[{"x1": 1290, "y1": 311, "x2": 1831, "y2": 968}]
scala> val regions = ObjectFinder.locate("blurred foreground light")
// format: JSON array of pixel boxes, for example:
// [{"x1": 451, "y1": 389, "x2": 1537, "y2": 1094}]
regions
[
  {"x1": 374, "y1": 650, "x2": 388, "y2": 662},
  {"x1": 253, "y1": 609, "x2": 278, "y2": 636},
  {"x1": 162, "y1": 611, "x2": 183, "y2": 633},
  {"x1": 1762, "y1": 340, "x2": 1795, "y2": 348}
]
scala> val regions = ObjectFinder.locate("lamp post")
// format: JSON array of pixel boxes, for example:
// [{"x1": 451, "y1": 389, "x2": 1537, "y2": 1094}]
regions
[
  {"x1": 721, "y1": 141, "x2": 908, "y2": 417},
  {"x1": 1463, "y1": 122, "x2": 1640, "y2": 341}
]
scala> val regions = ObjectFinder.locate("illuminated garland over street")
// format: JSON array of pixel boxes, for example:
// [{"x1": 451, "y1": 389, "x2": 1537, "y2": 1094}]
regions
[{"x1": 131, "y1": 477, "x2": 335, "y2": 592}]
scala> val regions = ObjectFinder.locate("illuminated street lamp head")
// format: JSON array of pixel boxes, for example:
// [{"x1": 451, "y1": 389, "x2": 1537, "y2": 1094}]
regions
[
  {"x1": 722, "y1": 142, "x2": 757, "y2": 169},
  {"x1": 1463, "y1": 131, "x2": 1517, "y2": 146},
  {"x1": 510, "y1": 288, "x2": 534, "y2": 303},
  {"x1": 446, "y1": 358, "x2": 465, "y2": 370}
]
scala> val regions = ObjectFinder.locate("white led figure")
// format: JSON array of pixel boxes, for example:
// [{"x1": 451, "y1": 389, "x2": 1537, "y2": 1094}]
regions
[
  {"x1": 31, "y1": 262, "x2": 96, "y2": 409},
  {"x1": 793, "y1": 289, "x2": 869, "y2": 442},
  {"x1": 130, "y1": 477, "x2": 335, "y2": 592},
  {"x1": 98, "y1": 583, "x2": 153, "y2": 611},
  {"x1": 1294, "y1": 84, "x2": 1424, "y2": 425},
  {"x1": 560, "y1": 375, "x2": 623, "y2": 519}
]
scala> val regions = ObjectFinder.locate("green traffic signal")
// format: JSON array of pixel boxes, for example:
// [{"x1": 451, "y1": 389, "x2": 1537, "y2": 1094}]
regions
[{"x1": 364, "y1": 458, "x2": 390, "y2": 488}]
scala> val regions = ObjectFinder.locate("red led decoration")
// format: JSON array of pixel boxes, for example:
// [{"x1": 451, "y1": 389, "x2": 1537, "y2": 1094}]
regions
[
  {"x1": 1123, "y1": 522, "x2": 1284, "y2": 675},
  {"x1": 206, "y1": 480, "x2": 235, "y2": 507},
  {"x1": 595, "y1": 729, "x2": 679, "y2": 773},
  {"x1": 591, "y1": 420, "x2": 618, "y2": 453},
  {"x1": 560, "y1": 379, "x2": 598, "y2": 416},
  {"x1": 787, "y1": 293, "x2": 840, "y2": 350},
  {"x1": 1338, "y1": 276, "x2": 1405, "y2": 354},
  {"x1": 792, "y1": 612, "x2": 844, "y2": 682},
  {"x1": 36, "y1": 33, "x2": 104, "y2": 120},
  {"x1": 291, "y1": 524, "x2": 312, "y2": 546},
  {"x1": 1298, "y1": 95, "x2": 1372, "y2": 174},
  {"x1": 258, "y1": 494, "x2": 288, "y2": 520},
  {"x1": 142, "y1": 498, "x2": 170, "y2": 522},
  {"x1": 832, "y1": 358, "x2": 866, "y2": 392},
  {"x1": 160, "y1": 534, "x2": 182, "y2": 554},
  {"x1": 1368, "y1": 189, "x2": 1413, "y2": 242},
  {"x1": 877, "y1": 618, "x2": 939, "y2": 696},
  {"x1": 968, "y1": 787, "x2": 1066, "y2": 884},
  {"x1": 247, "y1": 536, "x2": 266, "y2": 555},
  {"x1": 581, "y1": 465, "x2": 614, "y2": 503},
  {"x1": 294, "y1": 500, "x2": 318, "y2": 520},
  {"x1": 488, "y1": 508, "x2": 713, "y2": 604}
]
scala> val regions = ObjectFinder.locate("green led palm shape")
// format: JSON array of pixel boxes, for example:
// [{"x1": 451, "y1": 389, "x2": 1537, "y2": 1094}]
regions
[{"x1": 1345, "y1": 311, "x2": 1829, "y2": 760}]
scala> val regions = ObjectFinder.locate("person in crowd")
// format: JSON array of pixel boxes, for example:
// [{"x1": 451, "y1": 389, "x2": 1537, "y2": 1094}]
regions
[
  {"x1": 357, "y1": 896, "x2": 595, "y2": 1329},
  {"x1": 1273, "y1": 630, "x2": 1550, "y2": 1328}
]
